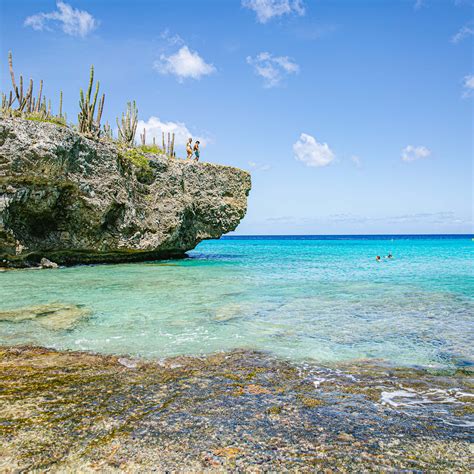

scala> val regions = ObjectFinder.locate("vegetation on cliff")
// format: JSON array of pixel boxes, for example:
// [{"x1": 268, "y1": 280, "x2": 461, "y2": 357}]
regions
[{"x1": 1, "y1": 52, "x2": 176, "y2": 159}]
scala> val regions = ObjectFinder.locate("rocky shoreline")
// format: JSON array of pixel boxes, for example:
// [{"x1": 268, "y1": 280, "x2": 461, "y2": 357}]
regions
[{"x1": 1, "y1": 345, "x2": 472, "y2": 471}]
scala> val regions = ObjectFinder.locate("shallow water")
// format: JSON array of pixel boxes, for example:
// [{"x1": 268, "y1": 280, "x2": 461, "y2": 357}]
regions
[
  {"x1": 0, "y1": 347, "x2": 472, "y2": 471},
  {"x1": 1, "y1": 235, "x2": 473, "y2": 369}
]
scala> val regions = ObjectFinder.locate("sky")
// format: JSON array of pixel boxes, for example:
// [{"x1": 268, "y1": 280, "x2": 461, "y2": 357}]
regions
[{"x1": 1, "y1": 0, "x2": 472, "y2": 235}]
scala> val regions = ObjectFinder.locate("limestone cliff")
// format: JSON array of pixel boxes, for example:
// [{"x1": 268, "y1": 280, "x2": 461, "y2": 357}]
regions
[{"x1": 0, "y1": 118, "x2": 250, "y2": 266}]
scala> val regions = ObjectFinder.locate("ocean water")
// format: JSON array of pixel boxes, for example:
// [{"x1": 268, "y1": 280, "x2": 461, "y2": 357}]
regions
[{"x1": 1, "y1": 235, "x2": 473, "y2": 369}]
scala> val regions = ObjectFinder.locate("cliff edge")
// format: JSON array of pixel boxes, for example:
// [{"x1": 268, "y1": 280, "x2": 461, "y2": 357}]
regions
[{"x1": 0, "y1": 118, "x2": 251, "y2": 266}]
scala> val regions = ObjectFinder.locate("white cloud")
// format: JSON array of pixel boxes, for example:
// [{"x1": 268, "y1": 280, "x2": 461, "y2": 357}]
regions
[
  {"x1": 248, "y1": 161, "x2": 271, "y2": 171},
  {"x1": 153, "y1": 46, "x2": 215, "y2": 81},
  {"x1": 293, "y1": 133, "x2": 335, "y2": 168},
  {"x1": 401, "y1": 145, "x2": 431, "y2": 162},
  {"x1": 350, "y1": 155, "x2": 362, "y2": 168},
  {"x1": 242, "y1": 0, "x2": 305, "y2": 23},
  {"x1": 451, "y1": 23, "x2": 474, "y2": 43},
  {"x1": 24, "y1": 1, "x2": 97, "y2": 37},
  {"x1": 462, "y1": 74, "x2": 474, "y2": 97},
  {"x1": 247, "y1": 52, "x2": 299, "y2": 88},
  {"x1": 136, "y1": 116, "x2": 209, "y2": 148}
]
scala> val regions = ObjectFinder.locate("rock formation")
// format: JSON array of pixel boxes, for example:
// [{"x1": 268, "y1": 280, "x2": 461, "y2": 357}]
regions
[{"x1": 0, "y1": 118, "x2": 251, "y2": 266}]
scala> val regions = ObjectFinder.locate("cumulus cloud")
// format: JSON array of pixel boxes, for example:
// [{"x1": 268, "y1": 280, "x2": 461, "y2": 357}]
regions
[
  {"x1": 462, "y1": 74, "x2": 474, "y2": 97},
  {"x1": 242, "y1": 0, "x2": 305, "y2": 23},
  {"x1": 293, "y1": 133, "x2": 335, "y2": 168},
  {"x1": 451, "y1": 23, "x2": 474, "y2": 43},
  {"x1": 248, "y1": 161, "x2": 271, "y2": 171},
  {"x1": 401, "y1": 145, "x2": 431, "y2": 162},
  {"x1": 247, "y1": 52, "x2": 299, "y2": 88},
  {"x1": 136, "y1": 116, "x2": 209, "y2": 148},
  {"x1": 24, "y1": 1, "x2": 97, "y2": 37},
  {"x1": 153, "y1": 46, "x2": 215, "y2": 81}
]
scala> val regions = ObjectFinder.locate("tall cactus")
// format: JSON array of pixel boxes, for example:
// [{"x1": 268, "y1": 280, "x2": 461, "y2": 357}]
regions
[
  {"x1": 8, "y1": 51, "x2": 34, "y2": 112},
  {"x1": 78, "y1": 65, "x2": 105, "y2": 137},
  {"x1": 140, "y1": 127, "x2": 146, "y2": 146},
  {"x1": 59, "y1": 90, "x2": 63, "y2": 118},
  {"x1": 116, "y1": 101, "x2": 138, "y2": 146},
  {"x1": 35, "y1": 80, "x2": 43, "y2": 113},
  {"x1": 170, "y1": 132, "x2": 175, "y2": 158}
]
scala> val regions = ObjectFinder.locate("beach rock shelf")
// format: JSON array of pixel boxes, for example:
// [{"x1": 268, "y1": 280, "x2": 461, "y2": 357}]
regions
[{"x1": 0, "y1": 118, "x2": 251, "y2": 267}]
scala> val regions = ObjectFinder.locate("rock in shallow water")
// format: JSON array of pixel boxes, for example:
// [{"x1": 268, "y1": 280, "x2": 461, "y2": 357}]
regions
[
  {"x1": 0, "y1": 118, "x2": 251, "y2": 267},
  {"x1": 39, "y1": 257, "x2": 58, "y2": 269},
  {"x1": 0, "y1": 303, "x2": 91, "y2": 330},
  {"x1": 0, "y1": 346, "x2": 472, "y2": 471}
]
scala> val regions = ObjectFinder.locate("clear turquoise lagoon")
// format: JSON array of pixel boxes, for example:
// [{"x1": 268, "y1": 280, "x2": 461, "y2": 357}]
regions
[{"x1": 1, "y1": 235, "x2": 473, "y2": 369}]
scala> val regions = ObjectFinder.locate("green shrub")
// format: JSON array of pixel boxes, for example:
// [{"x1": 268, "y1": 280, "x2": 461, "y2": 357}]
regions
[
  {"x1": 25, "y1": 113, "x2": 66, "y2": 127},
  {"x1": 119, "y1": 147, "x2": 155, "y2": 184},
  {"x1": 137, "y1": 144, "x2": 163, "y2": 155}
]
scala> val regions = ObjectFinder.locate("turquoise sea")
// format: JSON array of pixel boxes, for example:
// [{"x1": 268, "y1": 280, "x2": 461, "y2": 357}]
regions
[{"x1": 1, "y1": 235, "x2": 473, "y2": 369}]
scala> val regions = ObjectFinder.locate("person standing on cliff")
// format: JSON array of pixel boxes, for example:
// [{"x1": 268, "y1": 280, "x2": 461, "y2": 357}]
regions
[
  {"x1": 186, "y1": 138, "x2": 193, "y2": 160},
  {"x1": 194, "y1": 141, "x2": 200, "y2": 161}
]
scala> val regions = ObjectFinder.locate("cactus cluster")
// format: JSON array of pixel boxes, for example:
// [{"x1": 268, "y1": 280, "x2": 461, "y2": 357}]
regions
[
  {"x1": 117, "y1": 101, "x2": 138, "y2": 146},
  {"x1": 1, "y1": 51, "x2": 65, "y2": 125},
  {"x1": 159, "y1": 131, "x2": 175, "y2": 157},
  {"x1": 2, "y1": 51, "x2": 186, "y2": 160},
  {"x1": 78, "y1": 66, "x2": 105, "y2": 138}
]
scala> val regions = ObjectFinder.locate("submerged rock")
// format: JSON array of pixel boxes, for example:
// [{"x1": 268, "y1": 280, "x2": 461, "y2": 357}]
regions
[
  {"x1": 0, "y1": 303, "x2": 90, "y2": 330},
  {"x1": 0, "y1": 118, "x2": 251, "y2": 267},
  {"x1": 0, "y1": 346, "x2": 472, "y2": 471}
]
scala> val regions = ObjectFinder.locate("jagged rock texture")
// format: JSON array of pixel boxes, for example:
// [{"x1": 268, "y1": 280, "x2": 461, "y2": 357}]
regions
[{"x1": 0, "y1": 118, "x2": 250, "y2": 266}]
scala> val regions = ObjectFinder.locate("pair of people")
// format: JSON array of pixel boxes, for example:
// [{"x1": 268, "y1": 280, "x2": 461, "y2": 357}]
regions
[
  {"x1": 376, "y1": 253, "x2": 393, "y2": 262},
  {"x1": 186, "y1": 138, "x2": 200, "y2": 161}
]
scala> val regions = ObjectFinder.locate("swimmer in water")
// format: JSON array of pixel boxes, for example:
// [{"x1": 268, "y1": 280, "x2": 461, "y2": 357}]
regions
[{"x1": 376, "y1": 256, "x2": 381, "y2": 262}]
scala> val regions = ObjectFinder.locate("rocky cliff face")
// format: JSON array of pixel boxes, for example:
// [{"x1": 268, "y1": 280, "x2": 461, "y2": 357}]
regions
[{"x1": 0, "y1": 118, "x2": 250, "y2": 266}]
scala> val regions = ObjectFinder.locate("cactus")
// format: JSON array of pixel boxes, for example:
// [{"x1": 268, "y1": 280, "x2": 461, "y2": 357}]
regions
[
  {"x1": 140, "y1": 127, "x2": 146, "y2": 146},
  {"x1": 59, "y1": 90, "x2": 63, "y2": 118},
  {"x1": 78, "y1": 65, "x2": 105, "y2": 137},
  {"x1": 170, "y1": 132, "x2": 175, "y2": 158},
  {"x1": 116, "y1": 101, "x2": 138, "y2": 146},
  {"x1": 103, "y1": 121, "x2": 113, "y2": 140},
  {"x1": 162, "y1": 131, "x2": 165, "y2": 151},
  {"x1": 35, "y1": 80, "x2": 43, "y2": 113},
  {"x1": 8, "y1": 51, "x2": 34, "y2": 112}
]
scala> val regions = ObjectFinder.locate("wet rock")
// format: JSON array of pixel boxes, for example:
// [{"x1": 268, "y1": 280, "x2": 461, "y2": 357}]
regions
[
  {"x1": 118, "y1": 357, "x2": 138, "y2": 369},
  {"x1": 0, "y1": 303, "x2": 91, "y2": 330},
  {"x1": 40, "y1": 257, "x2": 58, "y2": 269},
  {"x1": 0, "y1": 347, "x2": 472, "y2": 471}
]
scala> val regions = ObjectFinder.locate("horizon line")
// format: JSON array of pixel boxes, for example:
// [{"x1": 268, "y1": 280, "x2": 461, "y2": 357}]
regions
[{"x1": 226, "y1": 233, "x2": 474, "y2": 237}]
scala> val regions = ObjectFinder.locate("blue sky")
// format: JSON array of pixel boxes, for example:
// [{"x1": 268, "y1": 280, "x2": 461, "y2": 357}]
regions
[{"x1": 1, "y1": 0, "x2": 472, "y2": 234}]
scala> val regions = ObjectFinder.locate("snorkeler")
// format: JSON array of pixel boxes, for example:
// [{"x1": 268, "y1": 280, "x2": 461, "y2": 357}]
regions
[{"x1": 376, "y1": 256, "x2": 381, "y2": 262}]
